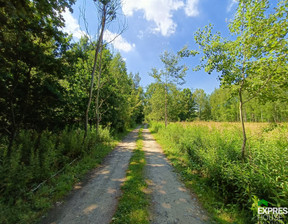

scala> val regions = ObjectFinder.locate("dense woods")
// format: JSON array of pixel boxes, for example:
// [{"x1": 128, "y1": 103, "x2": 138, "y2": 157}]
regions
[{"x1": 0, "y1": 0, "x2": 287, "y2": 223}]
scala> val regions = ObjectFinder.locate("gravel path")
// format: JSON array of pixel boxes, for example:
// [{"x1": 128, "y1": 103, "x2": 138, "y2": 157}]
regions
[
  {"x1": 143, "y1": 127, "x2": 209, "y2": 224},
  {"x1": 40, "y1": 128, "x2": 139, "y2": 224}
]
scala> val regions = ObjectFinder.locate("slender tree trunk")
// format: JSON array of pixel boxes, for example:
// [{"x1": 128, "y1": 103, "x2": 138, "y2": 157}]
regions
[
  {"x1": 84, "y1": 6, "x2": 107, "y2": 138},
  {"x1": 95, "y1": 43, "x2": 104, "y2": 134},
  {"x1": 239, "y1": 88, "x2": 246, "y2": 160},
  {"x1": 164, "y1": 84, "x2": 168, "y2": 127}
]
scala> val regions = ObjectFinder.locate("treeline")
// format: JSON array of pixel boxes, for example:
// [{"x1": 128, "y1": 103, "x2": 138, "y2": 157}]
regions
[
  {"x1": 210, "y1": 88, "x2": 288, "y2": 122},
  {"x1": 0, "y1": 1, "x2": 143, "y2": 222},
  {"x1": 145, "y1": 85, "x2": 288, "y2": 123}
]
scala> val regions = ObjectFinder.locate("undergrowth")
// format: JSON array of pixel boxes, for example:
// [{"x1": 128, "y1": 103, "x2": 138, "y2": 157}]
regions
[
  {"x1": 112, "y1": 128, "x2": 149, "y2": 224},
  {"x1": 149, "y1": 121, "x2": 288, "y2": 224},
  {"x1": 0, "y1": 126, "x2": 131, "y2": 224}
]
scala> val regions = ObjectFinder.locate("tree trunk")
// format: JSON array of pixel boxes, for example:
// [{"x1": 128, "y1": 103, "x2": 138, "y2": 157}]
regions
[
  {"x1": 239, "y1": 88, "x2": 246, "y2": 160},
  {"x1": 164, "y1": 84, "x2": 168, "y2": 127},
  {"x1": 84, "y1": 5, "x2": 107, "y2": 138},
  {"x1": 95, "y1": 43, "x2": 104, "y2": 134}
]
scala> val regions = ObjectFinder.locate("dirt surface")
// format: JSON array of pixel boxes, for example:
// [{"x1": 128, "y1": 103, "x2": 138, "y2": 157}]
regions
[
  {"x1": 40, "y1": 128, "x2": 139, "y2": 224},
  {"x1": 143, "y1": 127, "x2": 209, "y2": 224}
]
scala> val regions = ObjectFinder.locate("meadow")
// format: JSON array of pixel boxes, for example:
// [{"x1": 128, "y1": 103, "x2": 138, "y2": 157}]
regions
[{"x1": 150, "y1": 121, "x2": 288, "y2": 223}]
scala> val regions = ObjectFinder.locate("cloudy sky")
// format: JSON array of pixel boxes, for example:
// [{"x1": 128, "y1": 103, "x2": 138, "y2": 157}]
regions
[{"x1": 63, "y1": 0, "x2": 239, "y2": 94}]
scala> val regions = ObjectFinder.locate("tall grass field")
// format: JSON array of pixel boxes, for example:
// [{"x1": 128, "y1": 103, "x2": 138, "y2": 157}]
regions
[{"x1": 150, "y1": 121, "x2": 288, "y2": 224}]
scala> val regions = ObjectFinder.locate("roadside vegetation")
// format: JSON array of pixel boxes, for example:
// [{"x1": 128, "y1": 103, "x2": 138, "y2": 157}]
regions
[
  {"x1": 150, "y1": 121, "x2": 288, "y2": 223},
  {"x1": 0, "y1": 126, "x2": 135, "y2": 224},
  {"x1": 112, "y1": 128, "x2": 149, "y2": 224}
]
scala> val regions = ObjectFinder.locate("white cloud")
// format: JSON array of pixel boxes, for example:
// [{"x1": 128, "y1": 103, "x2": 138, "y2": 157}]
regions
[
  {"x1": 184, "y1": 0, "x2": 199, "y2": 17},
  {"x1": 62, "y1": 10, "x2": 87, "y2": 39},
  {"x1": 103, "y1": 30, "x2": 135, "y2": 52},
  {"x1": 122, "y1": 0, "x2": 185, "y2": 36},
  {"x1": 227, "y1": 0, "x2": 238, "y2": 12}
]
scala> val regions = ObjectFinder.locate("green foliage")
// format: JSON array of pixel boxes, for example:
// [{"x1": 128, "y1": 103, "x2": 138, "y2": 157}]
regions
[
  {"x1": 193, "y1": 89, "x2": 211, "y2": 120},
  {"x1": 112, "y1": 128, "x2": 149, "y2": 224},
  {"x1": 144, "y1": 83, "x2": 196, "y2": 122},
  {"x1": 148, "y1": 51, "x2": 188, "y2": 126},
  {"x1": 0, "y1": 0, "x2": 75, "y2": 139},
  {"x1": 63, "y1": 41, "x2": 143, "y2": 131},
  {"x1": 0, "y1": 126, "x2": 116, "y2": 224},
  {"x1": 210, "y1": 87, "x2": 288, "y2": 122},
  {"x1": 150, "y1": 121, "x2": 288, "y2": 223},
  {"x1": 192, "y1": 0, "x2": 288, "y2": 102}
]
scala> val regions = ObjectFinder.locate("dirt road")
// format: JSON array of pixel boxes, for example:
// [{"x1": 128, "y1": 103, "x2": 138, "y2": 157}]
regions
[
  {"x1": 40, "y1": 128, "x2": 139, "y2": 224},
  {"x1": 40, "y1": 127, "x2": 209, "y2": 224},
  {"x1": 143, "y1": 127, "x2": 209, "y2": 224}
]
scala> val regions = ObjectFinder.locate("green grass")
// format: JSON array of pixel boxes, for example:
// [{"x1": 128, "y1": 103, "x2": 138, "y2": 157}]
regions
[
  {"x1": 149, "y1": 121, "x2": 288, "y2": 224},
  {"x1": 0, "y1": 126, "x2": 132, "y2": 224},
  {"x1": 112, "y1": 128, "x2": 150, "y2": 224}
]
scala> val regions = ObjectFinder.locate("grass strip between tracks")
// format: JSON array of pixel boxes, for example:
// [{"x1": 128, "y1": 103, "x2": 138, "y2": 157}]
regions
[{"x1": 112, "y1": 128, "x2": 149, "y2": 224}]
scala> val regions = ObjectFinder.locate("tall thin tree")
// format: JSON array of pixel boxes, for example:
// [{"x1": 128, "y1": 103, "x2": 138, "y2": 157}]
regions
[
  {"x1": 84, "y1": 0, "x2": 123, "y2": 137},
  {"x1": 150, "y1": 51, "x2": 187, "y2": 127}
]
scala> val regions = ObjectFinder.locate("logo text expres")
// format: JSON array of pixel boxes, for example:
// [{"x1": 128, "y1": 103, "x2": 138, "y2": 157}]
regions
[{"x1": 258, "y1": 207, "x2": 288, "y2": 215}]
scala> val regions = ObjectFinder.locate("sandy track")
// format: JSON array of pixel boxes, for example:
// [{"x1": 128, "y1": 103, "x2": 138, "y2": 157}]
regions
[
  {"x1": 40, "y1": 128, "x2": 139, "y2": 224},
  {"x1": 143, "y1": 128, "x2": 209, "y2": 224}
]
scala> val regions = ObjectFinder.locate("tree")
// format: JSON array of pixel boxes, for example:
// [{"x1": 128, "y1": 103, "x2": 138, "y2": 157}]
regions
[
  {"x1": 176, "y1": 88, "x2": 196, "y2": 121},
  {"x1": 144, "y1": 83, "x2": 166, "y2": 122},
  {"x1": 0, "y1": 0, "x2": 75, "y2": 155},
  {"x1": 150, "y1": 51, "x2": 188, "y2": 127},
  {"x1": 65, "y1": 39, "x2": 141, "y2": 132},
  {"x1": 193, "y1": 89, "x2": 211, "y2": 120},
  {"x1": 210, "y1": 88, "x2": 239, "y2": 121},
  {"x1": 84, "y1": 0, "x2": 123, "y2": 136},
  {"x1": 191, "y1": 0, "x2": 288, "y2": 159},
  {"x1": 128, "y1": 73, "x2": 144, "y2": 124}
]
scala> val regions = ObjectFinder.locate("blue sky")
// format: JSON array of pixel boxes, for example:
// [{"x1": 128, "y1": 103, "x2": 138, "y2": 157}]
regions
[{"x1": 63, "y1": 0, "x2": 239, "y2": 94}]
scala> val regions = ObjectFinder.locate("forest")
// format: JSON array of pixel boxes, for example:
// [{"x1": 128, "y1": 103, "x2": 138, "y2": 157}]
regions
[{"x1": 0, "y1": 0, "x2": 287, "y2": 223}]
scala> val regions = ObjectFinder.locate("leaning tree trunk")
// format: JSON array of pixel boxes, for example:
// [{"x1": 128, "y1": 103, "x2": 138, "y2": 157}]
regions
[
  {"x1": 95, "y1": 42, "x2": 104, "y2": 134},
  {"x1": 84, "y1": 5, "x2": 107, "y2": 138}
]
